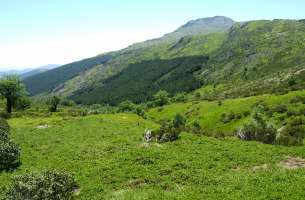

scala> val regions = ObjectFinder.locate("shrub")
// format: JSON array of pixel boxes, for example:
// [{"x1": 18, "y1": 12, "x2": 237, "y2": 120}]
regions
[
  {"x1": 0, "y1": 140, "x2": 20, "y2": 169},
  {"x1": 243, "y1": 110, "x2": 251, "y2": 117},
  {"x1": 272, "y1": 104, "x2": 288, "y2": 113},
  {"x1": 237, "y1": 114, "x2": 277, "y2": 144},
  {"x1": 191, "y1": 120, "x2": 203, "y2": 134},
  {"x1": 0, "y1": 111, "x2": 11, "y2": 119},
  {"x1": 221, "y1": 112, "x2": 236, "y2": 124},
  {"x1": 290, "y1": 95, "x2": 305, "y2": 104},
  {"x1": 118, "y1": 100, "x2": 136, "y2": 112},
  {"x1": 15, "y1": 97, "x2": 31, "y2": 111},
  {"x1": 0, "y1": 129, "x2": 9, "y2": 142},
  {"x1": 173, "y1": 114, "x2": 186, "y2": 130},
  {"x1": 0, "y1": 118, "x2": 10, "y2": 132},
  {"x1": 153, "y1": 123, "x2": 181, "y2": 143},
  {"x1": 173, "y1": 92, "x2": 187, "y2": 102},
  {"x1": 61, "y1": 99, "x2": 76, "y2": 107},
  {"x1": 276, "y1": 117, "x2": 305, "y2": 146},
  {"x1": 6, "y1": 170, "x2": 78, "y2": 200},
  {"x1": 153, "y1": 90, "x2": 170, "y2": 107},
  {"x1": 47, "y1": 96, "x2": 61, "y2": 112}
]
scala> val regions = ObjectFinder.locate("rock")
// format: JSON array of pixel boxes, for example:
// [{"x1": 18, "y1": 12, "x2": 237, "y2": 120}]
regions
[{"x1": 143, "y1": 130, "x2": 153, "y2": 142}]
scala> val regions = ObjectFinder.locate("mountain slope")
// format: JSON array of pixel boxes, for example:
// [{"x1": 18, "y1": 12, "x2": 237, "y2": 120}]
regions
[
  {"x1": 20, "y1": 64, "x2": 60, "y2": 79},
  {"x1": 23, "y1": 55, "x2": 112, "y2": 95},
  {"x1": 23, "y1": 16, "x2": 233, "y2": 97}
]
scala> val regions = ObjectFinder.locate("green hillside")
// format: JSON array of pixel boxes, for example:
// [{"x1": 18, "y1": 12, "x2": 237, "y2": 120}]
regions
[
  {"x1": 71, "y1": 56, "x2": 209, "y2": 105},
  {"x1": 23, "y1": 55, "x2": 112, "y2": 95},
  {"x1": 23, "y1": 17, "x2": 232, "y2": 98},
  {"x1": 1, "y1": 109, "x2": 305, "y2": 199},
  {"x1": 23, "y1": 18, "x2": 305, "y2": 107}
]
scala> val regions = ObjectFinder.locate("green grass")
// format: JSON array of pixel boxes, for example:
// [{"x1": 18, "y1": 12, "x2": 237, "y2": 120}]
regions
[
  {"x1": 1, "y1": 109, "x2": 305, "y2": 199},
  {"x1": 148, "y1": 90, "x2": 305, "y2": 134}
]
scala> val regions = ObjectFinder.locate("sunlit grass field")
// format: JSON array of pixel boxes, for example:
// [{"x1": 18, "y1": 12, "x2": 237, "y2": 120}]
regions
[{"x1": 1, "y1": 108, "x2": 305, "y2": 199}]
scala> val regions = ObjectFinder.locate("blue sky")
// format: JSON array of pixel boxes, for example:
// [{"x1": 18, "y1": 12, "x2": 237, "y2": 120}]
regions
[{"x1": 0, "y1": 0, "x2": 304, "y2": 69}]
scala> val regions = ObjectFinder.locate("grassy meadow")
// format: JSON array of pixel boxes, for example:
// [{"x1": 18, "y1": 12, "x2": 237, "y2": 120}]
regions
[{"x1": 1, "y1": 90, "x2": 305, "y2": 199}]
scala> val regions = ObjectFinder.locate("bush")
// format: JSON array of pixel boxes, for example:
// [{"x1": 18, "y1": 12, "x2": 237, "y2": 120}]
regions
[
  {"x1": 15, "y1": 97, "x2": 31, "y2": 111},
  {"x1": 47, "y1": 96, "x2": 61, "y2": 112},
  {"x1": 272, "y1": 104, "x2": 288, "y2": 113},
  {"x1": 152, "y1": 123, "x2": 181, "y2": 143},
  {"x1": 276, "y1": 117, "x2": 305, "y2": 146},
  {"x1": 290, "y1": 95, "x2": 305, "y2": 104},
  {"x1": 61, "y1": 99, "x2": 76, "y2": 107},
  {"x1": 0, "y1": 118, "x2": 10, "y2": 132},
  {"x1": 6, "y1": 170, "x2": 78, "y2": 200},
  {"x1": 118, "y1": 100, "x2": 136, "y2": 112},
  {"x1": 153, "y1": 90, "x2": 170, "y2": 107},
  {"x1": 0, "y1": 129, "x2": 9, "y2": 142},
  {"x1": 173, "y1": 114, "x2": 186, "y2": 130},
  {"x1": 237, "y1": 114, "x2": 277, "y2": 144},
  {"x1": 0, "y1": 111, "x2": 11, "y2": 119},
  {"x1": 0, "y1": 140, "x2": 20, "y2": 169},
  {"x1": 191, "y1": 120, "x2": 203, "y2": 134}
]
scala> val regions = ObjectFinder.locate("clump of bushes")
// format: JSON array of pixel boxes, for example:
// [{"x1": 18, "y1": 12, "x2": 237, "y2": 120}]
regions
[
  {"x1": 47, "y1": 96, "x2": 61, "y2": 112},
  {"x1": 221, "y1": 112, "x2": 242, "y2": 124},
  {"x1": 0, "y1": 118, "x2": 20, "y2": 170},
  {"x1": 118, "y1": 100, "x2": 147, "y2": 118},
  {"x1": 290, "y1": 95, "x2": 305, "y2": 104},
  {"x1": 146, "y1": 114, "x2": 186, "y2": 143},
  {"x1": 276, "y1": 117, "x2": 305, "y2": 146},
  {"x1": 237, "y1": 113, "x2": 277, "y2": 144},
  {"x1": 272, "y1": 104, "x2": 288, "y2": 114},
  {"x1": 6, "y1": 170, "x2": 78, "y2": 200}
]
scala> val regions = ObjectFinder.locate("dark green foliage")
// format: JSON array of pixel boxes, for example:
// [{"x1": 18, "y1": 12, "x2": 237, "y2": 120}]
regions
[
  {"x1": 276, "y1": 117, "x2": 305, "y2": 146},
  {"x1": 172, "y1": 92, "x2": 187, "y2": 102},
  {"x1": 221, "y1": 112, "x2": 241, "y2": 124},
  {"x1": 191, "y1": 120, "x2": 203, "y2": 134},
  {"x1": 23, "y1": 54, "x2": 112, "y2": 95},
  {"x1": 61, "y1": 99, "x2": 76, "y2": 107},
  {"x1": 152, "y1": 122, "x2": 181, "y2": 143},
  {"x1": 6, "y1": 170, "x2": 78, "y2": 200},
  {"x1": 173, "y1": 113, "x2": 186, "y2": 129},
  {"x1": 0, "y1": 140, "x2": 20, "y2": 170},
  {"x1": 0, "y1": 111, "x2": 11, "y2": 119},
  {"x1": 0, "y1": 75, "x2": 28, "y2": 113},
  {"x1": 272, "y1": 104, "x2": 288, "y2": 113},
  {"x1": 15, "y1": 97, "x2": 31, "y2": 111},
  {"x1": 0, "y1": 129, "x2": 9, "y2": 142},
  {"x1": 237, "y1": 114, "x2": 277, "y2": 144},
  {"x1": 0, "y1": 118, "x2": 10, "y2": 133},
  {"x1": 47, "y1": 96, "x2": 61, "y2": 112},
  {"x1": 118, "y1": 100, "x2": 137, "y2": 112},
  {"x1": 71, "y1": 56, "x2": 208, "y2": 105},
  {"x1": 290, "y1": 95, "x2": 305, "y2": 104},
  {"x1": 153, "y1": 90, "x2": 170, "y2": 107}
]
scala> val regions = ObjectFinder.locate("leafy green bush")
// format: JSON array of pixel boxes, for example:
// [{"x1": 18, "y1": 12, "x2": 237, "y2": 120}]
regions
[
  {"x1": 152, "y1": 123, "x2": 181, "y2": 143},
  {"x1": 0, "y1": 118, "x2": 10, "y2": 133},
  {"x1": 237, "y1": 114, "x2": 277, "y2": 144},
  {"x1": 0, "y1": 129, "x2": 9, "y2": 142},
  {"x1": 61, "y1": 99, "x2": 76, "y2": 107},
  {"x1": 118, "y1": 100, "x2": 136, "y2": 112},
  {"x1": 6, "y1": 170, "x2": 78, "y2": 200},
  {"x1": 0, "y1": 111, "x2": 11, "y2": 119},
  {"x1": 47, "y1": 96, "x2": 61, "y2": 112},
  {"x1": 0, "y1": 140, "x2": 20, "y2": 169},
  {"x1": 173, "y1": 114, "x2": 186, "y2": 130},
  {"x1": 290, "y1": 95, "x2": 305, "y2": 104},
  {"x1": 272, "y1": 104, "x2": 288, "y2": 113},
  {"x1": 153, "y1": 90, "x2": 170, "y2": 107},
  {"x1": 276, "y1": 117, "x2": 305, "y2": 146}
]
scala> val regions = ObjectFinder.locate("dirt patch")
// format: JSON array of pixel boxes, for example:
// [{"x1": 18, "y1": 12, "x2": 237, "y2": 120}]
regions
[
  {"x1": 36, "y1": 125, "x2": 50, "y2": 129},
  {"x1": 251, "y1": 164, "x2": 268, "y2": 172},
  {"x1": 278, "y1": 157, "x2": 305, "y2": 169}
]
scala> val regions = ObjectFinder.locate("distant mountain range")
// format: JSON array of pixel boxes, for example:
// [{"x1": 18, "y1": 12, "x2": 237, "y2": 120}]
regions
[
  {"x1": 23, "y1": 16, "x2": 305, "y2": 104},
  {"x1": 0, "y1": 64, "x2": 60, "y2": 79}
]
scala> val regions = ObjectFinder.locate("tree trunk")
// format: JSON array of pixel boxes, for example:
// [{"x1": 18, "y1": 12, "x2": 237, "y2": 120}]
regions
[{"x1": 6, "y1": 98, "x2": 12, "y2": 113}]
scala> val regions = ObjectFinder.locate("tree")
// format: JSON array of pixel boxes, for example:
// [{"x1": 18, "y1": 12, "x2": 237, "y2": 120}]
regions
[
  {"x1": 153, "y1": 90, "x2": 169, "y2": 107},
  {"x1": 0, "y1": 75, "x2": 27, "y2": 113},
  {"x1": 47, "y1": 96, "x2": 61, "y2": 112}
]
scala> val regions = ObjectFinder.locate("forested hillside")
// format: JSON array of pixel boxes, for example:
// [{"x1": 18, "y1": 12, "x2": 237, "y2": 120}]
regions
[{"x1": 23, "y1": 17, "x2": 305, "y2": 106}]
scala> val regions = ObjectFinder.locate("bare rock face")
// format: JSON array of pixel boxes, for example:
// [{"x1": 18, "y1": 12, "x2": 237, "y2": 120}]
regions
[{"x1": 143, "y1": 130, "x2": 153, "y2": 142}]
